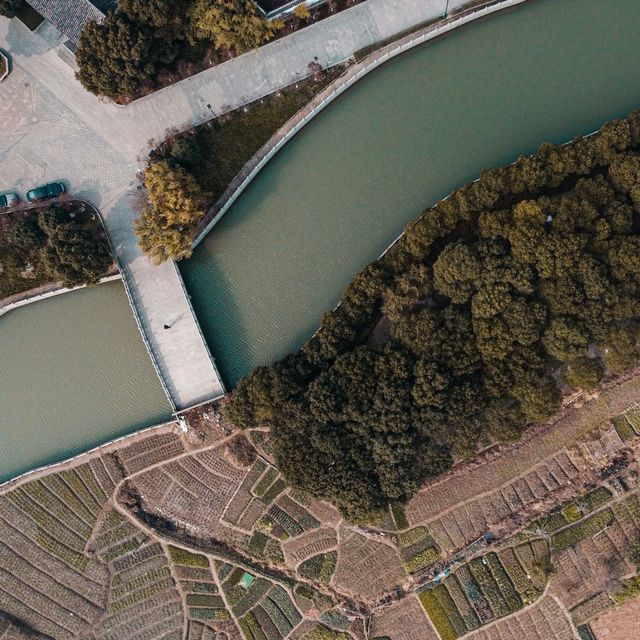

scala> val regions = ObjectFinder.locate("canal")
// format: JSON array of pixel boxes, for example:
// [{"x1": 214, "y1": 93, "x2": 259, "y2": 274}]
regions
[
  {"x1": 0, "y1": 282, "x2": 171, "y2": 482},
  {"x1": 182, "y1": 0, "x2": 640, "y2": 386},
  {"x1": 3, "y1": 0, "x2": 640, "y2": 480}
]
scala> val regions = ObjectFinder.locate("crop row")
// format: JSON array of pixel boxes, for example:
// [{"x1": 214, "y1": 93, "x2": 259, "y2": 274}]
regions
[
  {"x1": 552, "y1": 508, "x2": 614, "y2": 550},
  {"x1": 168, "y1": 545, "x2": 209, "y2": 568},
  {"x1": 254, "y1": 468, "x2": 279, "y2": 498},
  {"x1": 261, "y1": 594, "x2": 294, "y2": 637},
  {"x1": 268, "y1": 586, "x2": 302, "y2": 627},
  {"x1": 570, "y1": 592, "x2": 613, "y2": 626},
  {"x1": 468, "y1": 558, "x2": 512, "y2": 618},
  {"x1": 444, "y1": 576, "x2": 480, "y2": 632},
  {"x1": 498, "y1": 547, "x2": 542, "y2": 604},
  {"x1": 189, "y1": 607, "x2": 231, "y2": 622},
  {"x1": 611, "y1": 415, "x2": 636, "y2": 441},
  {"x1": 304, "y1": 625, "x2": 352, "y2": 640},
  {"x1": 404, "y1": 546, "x2": 440, "y2": 573},
  {"x1": 268, "y1": 506, "x2": 304, "y2": 537},
  {"x1": 398, "y1": 526, "x2": 430, "y2": 548},
  {"x1": 180, "y1": 580, "x2": 217, "y2": 594},
  {"x1": 239, "y1": 611, "x2": 267, "y2": 640},
  {"x1": 485, "y1": 553, "x2": 521, "y2": 613},
  {"x1": 240, "y1": 460, "x2": 268, "y2": 493},
  {"x1": 419, "y1": 589, "x2": 458, "y2": 640},
  {"x1": 231, "y1": 577, "x2": 272, "y2": 617},
  {"x1": 298, "y1": 551, "x2": 337, "y2": 584},
  {"x1": 455, "y1": 564, "x2": 494, "y2": 625}
]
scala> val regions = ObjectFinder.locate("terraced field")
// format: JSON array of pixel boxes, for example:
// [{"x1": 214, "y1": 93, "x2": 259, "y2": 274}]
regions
[{"x1": 3, "y1": 388, "x2": 640, "y2": 639}]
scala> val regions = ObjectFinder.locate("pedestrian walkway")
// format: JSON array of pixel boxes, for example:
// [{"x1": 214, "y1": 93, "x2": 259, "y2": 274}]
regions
[{"x1": 0, "y1": 0, "x2": 470, "y2": 409}]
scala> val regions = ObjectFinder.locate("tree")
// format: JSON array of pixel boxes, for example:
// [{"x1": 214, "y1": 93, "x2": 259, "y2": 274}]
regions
[
  {"x1": 293, "y1": 2, "x2": 311, "y2": 22},
  {"x1": 0, "y1": 0, "x2": 24, "y2": 18},
  {"x1": 565, "y1": 357, "x2": 604, "y2": 391},
  {"x1": 118, "y1": 0, "x2": 189, "y2": 33},
  {"x1": 603, "y1": 325, "x2": 640, "y2": 374},
  {"x1": 43, "y1": 224, "x2": 112, "y2": 287},
  {"x1": 11, "y1": 217, "x2": 45, "y2": 250},
  {"x1": 188, "y1": 0, "x2": 282, "y2": 53},
  {"x1": 75, "y1": 13, "x2": 178, "y2": 99},
  {"x1": 134, "y1": 208, "x2": 194, "y2": 264},
  {"x1": 144, "y1": 160, "x2": 208, "y2": 227},
  {"x1": 134, "y1": 160, "x2": 209, "y2": 263}
]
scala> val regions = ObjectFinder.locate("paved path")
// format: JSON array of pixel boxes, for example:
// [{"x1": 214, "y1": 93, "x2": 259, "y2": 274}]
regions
[{"x1": 0, "y1": 0, "x2": 469, "y2": 409}]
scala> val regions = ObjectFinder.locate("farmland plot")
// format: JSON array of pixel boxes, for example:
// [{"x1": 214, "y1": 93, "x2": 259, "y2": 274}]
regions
[
  {"x1": 369, "y1": 595, "x2": 439, "y2": 640},
  {"x1": 413, "y1": 453, "x2": 581, "y2": 553},
  {"x1": 465, "y1": 596, "x2": 576, "y2": 640},
  {"x1": 406, "y1": 371, "x2": 640, "y2": 523},
  {"x1": 333, "y1": 526, "x2": 405, "y2": 600},
  {"x1": 590, "y1": 594, "x2": 640, "y2": 640}
]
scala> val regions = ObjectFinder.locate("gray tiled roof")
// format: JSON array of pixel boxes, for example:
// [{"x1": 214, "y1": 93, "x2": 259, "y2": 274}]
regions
[{"x1": 26, "y1": 0, "x2": 108, "y2": 45}]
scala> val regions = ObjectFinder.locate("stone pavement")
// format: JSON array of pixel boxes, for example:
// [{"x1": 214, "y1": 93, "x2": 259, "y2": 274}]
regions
[{"x1": 0, "y1": 0, "x2": 467, "y2": 409}]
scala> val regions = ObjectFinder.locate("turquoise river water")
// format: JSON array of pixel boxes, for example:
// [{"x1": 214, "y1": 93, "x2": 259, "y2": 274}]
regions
[
  {"x1": 3, "y1": 0, "x2": 640, "y2": 481},
  {"x1": 182, "y1": 0, "x2": 640, "y2": 387}
]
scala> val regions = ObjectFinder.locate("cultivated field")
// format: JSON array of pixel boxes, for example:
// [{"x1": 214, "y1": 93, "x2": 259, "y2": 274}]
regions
[{"x1": 3, "y1": 378, "x2": 640, "y2": 638}]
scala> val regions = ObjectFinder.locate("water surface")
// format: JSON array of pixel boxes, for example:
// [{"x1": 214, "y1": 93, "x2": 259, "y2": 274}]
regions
[
  {"x1": 0, "y1": 282, "x2": 171, "y2": 482},
  {"x1": 182, "y1": 0, "x2": 640, "y2": 387}
]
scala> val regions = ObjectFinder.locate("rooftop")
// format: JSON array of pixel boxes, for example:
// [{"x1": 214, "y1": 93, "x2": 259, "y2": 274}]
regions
[{"x1": 25, "y1": 0, "x2": 111, "y2": 45}]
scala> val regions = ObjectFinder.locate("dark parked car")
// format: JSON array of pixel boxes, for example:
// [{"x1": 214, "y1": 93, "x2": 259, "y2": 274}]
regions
[
  {"x1": 26, "y1": 182, "x2": 65, "y2": 202},
  {"x1": 0, "y1": 192, "x2": 18, "y2": 208}
]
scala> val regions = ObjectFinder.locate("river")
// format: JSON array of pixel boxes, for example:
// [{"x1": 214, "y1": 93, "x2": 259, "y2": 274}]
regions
[
  {"x1": 3, "y1": 0, "x2": 640, "y2": 480},
  {"x1": 0, "y1": 282, "x2": 171, "y2": 482},
  {"x1": 182, "y1": 0, "x2": 640, "y2": 386}
]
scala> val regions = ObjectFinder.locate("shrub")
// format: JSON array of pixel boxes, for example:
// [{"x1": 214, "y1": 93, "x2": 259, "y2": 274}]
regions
[{"x1": 562, "y1": 503, "x2": 583, "y2": 523}]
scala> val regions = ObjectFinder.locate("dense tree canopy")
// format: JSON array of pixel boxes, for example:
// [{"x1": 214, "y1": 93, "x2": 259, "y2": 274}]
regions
[
  {"x1": 76, "y1": 12, "x2": 178, "y2": 99},
  {"x1": 227, "y1": 111, "x2": 640, "y2": 521},
  {"x1": 0, "y1": 0, "x2": 24, "y2": 18},
  {"x1": 76, "y1": 0, "x2": 281, "y2": 99}
]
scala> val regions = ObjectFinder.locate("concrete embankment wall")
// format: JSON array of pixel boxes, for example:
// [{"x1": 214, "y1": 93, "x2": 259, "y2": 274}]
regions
[
  {"x1": 0, "y1": 273, "x2": 122, "y2": 317},
  {"x1": 194, "y1": 0, "x2": 528, "y2": 246}
]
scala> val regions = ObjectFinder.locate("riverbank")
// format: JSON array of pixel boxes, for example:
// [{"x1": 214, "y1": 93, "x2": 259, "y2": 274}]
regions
[
  {"x1": 193, "y1": 0, "x2": 528, "y2": 245},
  {"x1": 0, "y1": 199, "x2": 114, "y2": 300},
  {"x1": 0, "y1": 271, "x2": 121, "y2": 317}
]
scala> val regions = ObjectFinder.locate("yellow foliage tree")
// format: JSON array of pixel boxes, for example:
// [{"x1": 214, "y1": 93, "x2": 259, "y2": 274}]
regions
[
  {"x1": 293, "y1": 2, "x2": 310, "y2": 21},
  {"x1": 188, "y1": 0, "x2": 283, "y2": 53},
  {"x1": 134, "y1": 160, "x2": 209, "y2": 264}
]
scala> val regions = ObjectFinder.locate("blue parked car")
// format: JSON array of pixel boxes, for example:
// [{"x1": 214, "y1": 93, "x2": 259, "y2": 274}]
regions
[
  {"x1": 26, "y1": 182, "x2": 65, "y2": 202},
  {"x1": 0, "y1": 192, "x2": 18, "y2": 208}
]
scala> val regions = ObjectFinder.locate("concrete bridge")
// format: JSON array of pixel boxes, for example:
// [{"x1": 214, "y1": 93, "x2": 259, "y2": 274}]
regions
[{"x1": 0, "y1": 0, "x2": 470, "y2": 409}]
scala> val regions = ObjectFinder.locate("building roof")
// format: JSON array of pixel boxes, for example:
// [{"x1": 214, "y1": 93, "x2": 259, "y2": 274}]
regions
[{"x1": 25, "y1": 0, "x2": 108, "y2": 45}]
